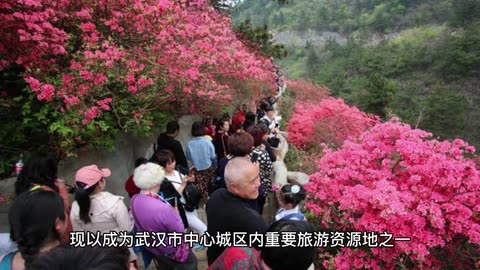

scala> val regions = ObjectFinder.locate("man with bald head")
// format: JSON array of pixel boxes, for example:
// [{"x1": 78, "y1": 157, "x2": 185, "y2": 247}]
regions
[{"x1": 206, "y1": 157, "x2": 268, "y2": 265}]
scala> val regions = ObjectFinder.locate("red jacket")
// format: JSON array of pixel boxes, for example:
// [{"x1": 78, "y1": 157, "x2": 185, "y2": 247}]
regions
[
  {"x1": 231, "y1": 110, "x2": 246, "y2": 133},
  {"x1": 125, "y1": 175, "x2": 141, "y2": 198}
]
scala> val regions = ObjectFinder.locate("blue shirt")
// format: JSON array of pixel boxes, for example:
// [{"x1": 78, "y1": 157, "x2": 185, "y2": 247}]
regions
[{"x1": 186, "y1": 137, "x2": 216, "y2": 171}]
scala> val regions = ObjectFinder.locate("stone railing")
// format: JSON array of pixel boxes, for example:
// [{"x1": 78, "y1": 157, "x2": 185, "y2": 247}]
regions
[{"x1": 270, "y1": 83, "x2": 310, "y2": 187}]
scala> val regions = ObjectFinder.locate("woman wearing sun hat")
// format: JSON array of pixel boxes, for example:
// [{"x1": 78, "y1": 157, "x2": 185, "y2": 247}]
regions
[{"x1": 70, "y1": 164, "x2": 137, "y2": 269}]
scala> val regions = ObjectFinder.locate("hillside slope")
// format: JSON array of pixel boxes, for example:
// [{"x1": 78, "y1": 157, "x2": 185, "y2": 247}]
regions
[{"x1": 233, "y1": 0, "x2": 480, "y2": 148}]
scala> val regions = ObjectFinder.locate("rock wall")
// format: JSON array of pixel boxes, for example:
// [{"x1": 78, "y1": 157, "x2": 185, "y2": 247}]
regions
[
  {"x1": 57, "y1": 133, "x2": 154, "y2": 204},
  {"x1": 0, "y1": 116, "x2": 199, "y2": 231},
  {"x1": 176, "y1": 115, "x2": 203, "y2": 154},
  {"x1": 56, "y1": 115, "x2": 200, "y2": 204}
]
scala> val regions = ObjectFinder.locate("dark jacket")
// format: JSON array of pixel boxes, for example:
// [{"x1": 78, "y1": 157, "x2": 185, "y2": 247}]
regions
[
  {"x1": 206, "y1": 189, "x2": 267, "y2": 265},
  {"x1": 159, "y1": 180, "x2": 189, "y2": 229},
  {"x1": 210, "y1": 156, "x2": 262, "y2": 213},
  {"x1": 156, "y1": 133, "x2": 188, "y2": 174},
  {"x1": 213, "y1": 132, "x2": 229, "y2": 161},
  {"x1": 262, "y1": 140, "x2": 277, "y2": 162}
]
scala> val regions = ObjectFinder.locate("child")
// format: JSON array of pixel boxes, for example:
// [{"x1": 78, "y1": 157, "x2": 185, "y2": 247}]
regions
[{"x1": 274, "y1": 184, "x2": 307, "y2": 221}]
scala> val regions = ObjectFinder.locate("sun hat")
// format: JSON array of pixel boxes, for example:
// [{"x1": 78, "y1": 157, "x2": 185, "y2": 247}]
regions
[{"x1": 75, "y1": 165, "x2": 111, "y2": 189}]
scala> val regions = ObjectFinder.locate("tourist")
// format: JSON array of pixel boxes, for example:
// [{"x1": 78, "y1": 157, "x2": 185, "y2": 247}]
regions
[
  {"x1": 220, "y1": 113, "x2": 231, "y2": 126},
  {"x1": 156, "y1": 120, "x2": 189, "y2": 175},
  {"x1": 151, "y1": 150, "x2": 189, "y2": 229},
  {"x1": 274, "y1": 184, "x2": 307, "y2": 222},
  {"x1": 256, "y1": 99, "x2": 269, "y2": 123},
  {"x1": 153, "y1": 150, "x2": 206, "y2": 250},
  {"x1": 125, "y1": 157, "x2": 147, "y2": 198},
  {"x1": 0, "y1": 189, "x2": 67, "y2": 269},
  {"x1": 231, "y1": 104, "x2": 247, "y2": 134},
  {"x1": 14, "y1": 153, "x2": 72, "y2": 242},
  {"x1": 208, "y1": 220, "x2": 316, "y2": 270},
  {"x1": 131, "y1": 162, "x2": 197, "y2": 270},
  {"x1": 213, "y1": 117, "x2": 230, "y2": 161},
  {"x1": 258, "y1": 105, "x2": 278, "y2": 134},
  {"x1": 206, "y1": 157, "x2": 267, "y2": 265},
  {"x1": 247, "y1": 125, "x2": 273, "y2": 214},
  {"x1": 203, "y1": 116, "x2": 215, "y2": 140},
  {"x1": 243, "y1": 111, "x2": 256, "y2": 131},
  {"x1": 258, "y1": 123, "x2": 278, "y2": 161},
  {"x1": 70, "y1": 165, "x2": 137, "y2": 268},
  {"x1": 210, "y1": 131, "x2": 262, "y2": 212},
  {"x1": 29, "y1": 245, "x2": 130, "y2": 270},
  {"x1": 210, "y1": 132, "x2": 254, "y2": 195},
  {"x1": 186, "y1": 121, "x2": 216, "y2": 200}
]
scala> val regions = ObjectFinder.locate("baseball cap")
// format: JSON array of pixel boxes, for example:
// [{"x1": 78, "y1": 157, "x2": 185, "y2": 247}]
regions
[{"x1": 75, "y1": 165, "x2": 111, "y2": 189}]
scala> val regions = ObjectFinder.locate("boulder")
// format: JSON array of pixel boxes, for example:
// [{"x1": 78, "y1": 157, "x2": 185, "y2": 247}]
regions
[
  {"x1": 287, "y1": 171, "x2": 310, "y2": 185},
  {"x1": 272, "y1": 160, "x2": 288, "y2": 187},
  {"x1": 272, "y1": 133, "x2": 289, "y2": 162}
]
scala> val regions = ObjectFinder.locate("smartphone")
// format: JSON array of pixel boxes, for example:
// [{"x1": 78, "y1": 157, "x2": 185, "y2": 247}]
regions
[{"x1": 251, "y1": 152, "x2": 259, "y2": 162}]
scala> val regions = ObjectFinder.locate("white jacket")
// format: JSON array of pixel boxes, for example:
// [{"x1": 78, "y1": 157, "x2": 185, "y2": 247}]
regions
[
  {"x1": 71, "y1": 191, "x2": 136, "y2": 261},
  {"x1": 71, "y1": 191, "x2": 133, "y2": 233}
]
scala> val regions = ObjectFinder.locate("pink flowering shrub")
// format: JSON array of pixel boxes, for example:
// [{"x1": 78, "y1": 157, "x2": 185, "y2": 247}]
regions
[
  {"x1": 1, "y1": 0, "x2": 275, "y2": 155},
  {"x1": 286, "y1": 98, "x2": 379, "y2": 150},
  {"x1": 305, "y1": 119, "x2": 480, "y2": 269},
  {"x1": 286, "y1": 79, "x2": 330, "y2": 104}
]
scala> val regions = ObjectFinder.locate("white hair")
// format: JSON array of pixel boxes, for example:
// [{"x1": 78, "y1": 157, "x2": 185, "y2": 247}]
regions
[{"x1": 133, "y1": 162, "x2": 165, "y2": 190}]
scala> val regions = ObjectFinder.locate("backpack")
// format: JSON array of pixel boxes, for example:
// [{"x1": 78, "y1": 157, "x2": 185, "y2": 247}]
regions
[
  {"x1": 183, "y1": 183, "x2": 201, "y2": 212},
  {"x1": 164, "y1": 172, "x2": 201, "y2": 212}
]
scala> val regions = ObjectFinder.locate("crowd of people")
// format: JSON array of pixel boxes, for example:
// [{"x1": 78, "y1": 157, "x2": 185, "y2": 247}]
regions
[{"x1": 0, "y1": 99, "x2": 316, "y2": 270}]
